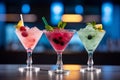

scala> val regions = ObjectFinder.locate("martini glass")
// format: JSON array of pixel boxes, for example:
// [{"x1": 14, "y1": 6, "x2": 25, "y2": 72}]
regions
[
  {"x1": 15, "y1": 26, "x2": 43, "y2": 72},
  {"x1": 77, "y1": 25, "x2": 105, "y2": 72},
  {"x1": 44, "y1": 29, "x2": 75, "y2": 74}
]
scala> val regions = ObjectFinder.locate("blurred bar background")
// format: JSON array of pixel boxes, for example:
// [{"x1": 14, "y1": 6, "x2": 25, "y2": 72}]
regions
[{"x1": 0, "y1": 0, "x2": 120, "y2": 65}]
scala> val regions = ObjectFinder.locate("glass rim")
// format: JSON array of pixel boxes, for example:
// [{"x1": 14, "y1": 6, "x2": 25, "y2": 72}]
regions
[{"x1": 43, "y1": 29, "x2": 76, "y2": 33}]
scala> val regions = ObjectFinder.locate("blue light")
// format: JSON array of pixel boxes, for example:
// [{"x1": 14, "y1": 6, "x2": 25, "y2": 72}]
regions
[
  {"x1": 5, "y1": 24, "x2": 16, "y2": 44},
  {"x1": 104, "y1": 6, "x2": 112, "y2": 13},
  {"x1": 0, "y1": 3, "x2": 6, "y2": 21},
  {"x1": 51, "y1": 2, "x2": 64, "y2": 25},
  {"x1": 21, "y1": 4, "x2": 30, "y2": 14},
  {"x1": 0, "y1": 3, "x2": 6, "y2": 46},
  {"x1": 75, "y1": 5, "x2": 83, "y2": 14},
  {"x1": 102, "y1": 2, "x2": 113, "y2": 25},
  {"x1": 0, "y1": 3, "x2": 6, "y2": 13},
  {"x1": 102, "y1": 3, "x2": 113, "y2": 15},
  {"x1": 53, "y1": 15, "x2": 61, "y2": 21},
  {"x1": 53, "y1": 5, "x2": 63, "y2": 14}
]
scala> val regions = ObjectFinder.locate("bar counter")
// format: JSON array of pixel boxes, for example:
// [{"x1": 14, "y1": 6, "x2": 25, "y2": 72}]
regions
[{"x1": 0, "y1": 64, "x2": 120, "y2": 80}]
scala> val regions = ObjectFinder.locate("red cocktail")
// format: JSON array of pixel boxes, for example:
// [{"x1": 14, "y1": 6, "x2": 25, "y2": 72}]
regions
[{"x1": 44, "y1": 29, "x2": 75, "y2": 74}]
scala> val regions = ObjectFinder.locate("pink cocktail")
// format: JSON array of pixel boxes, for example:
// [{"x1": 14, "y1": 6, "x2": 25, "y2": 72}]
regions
[
  {"x1": 16, "y1": 27, "x2": 42, "y2": 50},
  {"x1": 15, "y1": 26, "x2": 43, "y2": 72},
  {"x1": 44, "y1": 29, "x2": 75, "y2": 74}
]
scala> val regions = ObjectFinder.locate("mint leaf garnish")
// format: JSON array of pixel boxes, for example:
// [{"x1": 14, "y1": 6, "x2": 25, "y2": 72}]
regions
[
  {"x1": 87, "y1": 21, "x2": 96, "y2": 29},
  {"x1": 45, "y1": 25, "x2": 53, "y2": 31},
  {"x1": 42, "y1": 16, "x2": 67, "y2": 30},
  {"x1": 91, "y1": 21, "x2": 96, "y2": 26},
  {"x1": 58, "y1": 21, "x2": 67, "y2": 29},
  {"x1": 42, "y1": 17, "x2": 53, "y2": 31},
  {"x1": 87, "y1": 21, "x2": 96, "y2": 26}
]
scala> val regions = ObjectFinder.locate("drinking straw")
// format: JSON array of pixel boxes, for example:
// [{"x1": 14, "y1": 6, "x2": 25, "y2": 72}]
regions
[
  {"x1": 42, "y1": 16, "x2": 48, "y2": 26},
  {"x1": 20, "y1": 14, "x2": 24, "y2": 26}
]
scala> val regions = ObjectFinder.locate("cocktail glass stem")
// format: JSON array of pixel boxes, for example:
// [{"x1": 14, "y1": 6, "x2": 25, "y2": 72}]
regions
[
  {"x1": 81, "y1": 50, "x2": 101, "y2": 72},
  {"x1": 87, "y1": 50, "x2": 94, "y2": 70},
  {"x1": 18, "y1": 48, "x2": 40, "y2": 72},
  {"x1": 56, "y1": 53, "x2": 63, "y2": 71},
  {"x1": 26, "y1": 48, "x2": 33, "y2": 68}
]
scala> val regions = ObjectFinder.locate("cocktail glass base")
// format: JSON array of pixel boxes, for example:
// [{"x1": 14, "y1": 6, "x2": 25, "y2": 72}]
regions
[
  {"x1": 48, "y1": 69, "x2": 70, "y2": 75},
  {"x1": 80, "y1": 67, "x2": 101, "y2": 73},
  {"x1": 18, "y1": 66, "x2": 40, "y2": 72}
]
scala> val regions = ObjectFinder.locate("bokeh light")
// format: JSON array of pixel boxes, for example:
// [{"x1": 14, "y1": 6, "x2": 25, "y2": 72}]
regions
[
  {"x1": 75, "y1": 5, "x2": 84, "y2": 14},
  {"x1": 21, "y1": 4, "x2": 31, "y2": 14}
]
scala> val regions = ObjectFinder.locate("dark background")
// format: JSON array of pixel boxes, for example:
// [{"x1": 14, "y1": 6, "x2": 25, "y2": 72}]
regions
[{"x1": 0, "y1": 0, "x2": 120, "y2": 65}]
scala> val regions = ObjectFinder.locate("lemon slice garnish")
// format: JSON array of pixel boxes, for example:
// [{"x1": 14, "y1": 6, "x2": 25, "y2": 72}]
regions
[
  {"x1": 16, "y1": 20, "x2": 23, "y2": 29},
  {"x1": 95, "y1": 24, "x2": 102, "y2": 30}
]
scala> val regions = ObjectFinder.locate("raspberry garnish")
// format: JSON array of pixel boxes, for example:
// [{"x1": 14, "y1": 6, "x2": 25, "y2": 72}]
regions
[
  {"x1": 21, "y1": 31, "x2": 28, "y2": 37},
  {"x1": 53, "y1": 38, "x2": 60, "y2": 44},
  {"x1": 20, "y1": 26, "x2": 26, "y2": 31}
]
